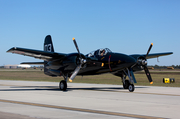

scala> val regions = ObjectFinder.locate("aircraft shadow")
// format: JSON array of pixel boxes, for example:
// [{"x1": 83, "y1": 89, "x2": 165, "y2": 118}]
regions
[{"x1": 0, "y1": 86, "x2": 148, "y2": 92}]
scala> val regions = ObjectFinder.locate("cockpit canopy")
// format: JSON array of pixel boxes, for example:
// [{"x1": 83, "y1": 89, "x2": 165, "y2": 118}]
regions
[{"x1": 87, "y1": 48, "x2": 112, "y2": 57}]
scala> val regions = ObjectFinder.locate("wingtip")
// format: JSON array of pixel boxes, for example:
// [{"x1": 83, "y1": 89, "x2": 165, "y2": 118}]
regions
[{"x1": 6, "y1": 47, "x2": 16, "y2": 52}]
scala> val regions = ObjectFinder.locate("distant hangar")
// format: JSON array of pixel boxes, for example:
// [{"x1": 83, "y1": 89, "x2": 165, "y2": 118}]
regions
[{"x1": 4, "y1": 64, "x2": 31, "y2": 69}]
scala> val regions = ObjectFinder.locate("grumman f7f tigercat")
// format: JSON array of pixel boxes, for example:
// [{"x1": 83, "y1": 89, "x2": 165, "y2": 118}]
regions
[{"x1": 7, "y1": 35, "x2": 173, "y2": 92}]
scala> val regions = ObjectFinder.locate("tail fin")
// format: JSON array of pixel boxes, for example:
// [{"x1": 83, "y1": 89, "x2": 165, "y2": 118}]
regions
[
  {"x1": 44, "y1": 35, "x2": 54, "y2": 52},
  {"x1": 44, "y1": 35, "x2": 55, "y2": 76}
]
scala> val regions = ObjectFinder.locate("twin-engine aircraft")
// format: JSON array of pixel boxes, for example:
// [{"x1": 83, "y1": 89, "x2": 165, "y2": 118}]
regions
[{"x1": 7, "y1": 35, "x2": 173, "y2": 92}]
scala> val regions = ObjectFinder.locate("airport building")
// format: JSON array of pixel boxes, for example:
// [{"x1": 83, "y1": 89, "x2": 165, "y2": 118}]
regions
[{"x1": 4, "y1": 64, "x2": 31, "y2": 69}]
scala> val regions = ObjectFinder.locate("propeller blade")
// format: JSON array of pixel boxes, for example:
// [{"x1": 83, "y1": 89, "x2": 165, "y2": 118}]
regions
[
  {"x1": 146, "y1": 43, "x2": 153, "y2": 58},
  {"x1": 72, "y1": 38, "x2": 82, "y2": 59},
  {"x1": 143, "y1": 66, "x2": 153, "y2": 84},
  {"x1": 69, "y1": 38, "x2": 87, "y2": 82},
  {"x1": 69, "y1": 64, "x2": 81, "y2": 82}
]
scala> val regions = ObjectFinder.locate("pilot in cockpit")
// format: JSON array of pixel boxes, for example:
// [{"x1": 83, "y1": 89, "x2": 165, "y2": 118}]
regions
[{"x1": 100, "y1": 49, "x2": 105, "y2": 56}]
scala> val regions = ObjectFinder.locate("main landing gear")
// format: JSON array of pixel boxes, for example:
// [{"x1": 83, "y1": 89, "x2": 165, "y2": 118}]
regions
[
  {"x1": 59, "y1": 74, "x2": 68, "y2": 91},
  {"x1": 128, "y1": 84, "x2": 134, "y2": 92},
  {"x1": 59, "y1": 80, "x2": 67, "y2": 91},
  {"x1": 121, "y1": 69, "x2": 135, "y2": 92},
  {"x1": 123, "y1": 80, "x2": 134, "y2": 92}
]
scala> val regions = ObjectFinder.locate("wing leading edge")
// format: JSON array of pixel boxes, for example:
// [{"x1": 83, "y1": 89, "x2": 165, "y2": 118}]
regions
[
  {"x1": 145, "y1": 52, "x2": 173, "y2": 59},
  {"x1": 130, "y1": 52, "x2": 173, "y2": 60},
  {"x1": 7, "y1": 47, "x2": 67, "y2": 61}
]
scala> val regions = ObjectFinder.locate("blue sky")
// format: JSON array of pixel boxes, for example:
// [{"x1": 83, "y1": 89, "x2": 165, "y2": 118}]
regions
[{"x1": 1, "y1": 0, "x2": 179, "y2": 66}]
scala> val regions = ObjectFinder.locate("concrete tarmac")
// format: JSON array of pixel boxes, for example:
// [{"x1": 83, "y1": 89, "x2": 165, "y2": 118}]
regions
[{"x1": 0, "y1": 80, "x2": 180, "y2": 119}]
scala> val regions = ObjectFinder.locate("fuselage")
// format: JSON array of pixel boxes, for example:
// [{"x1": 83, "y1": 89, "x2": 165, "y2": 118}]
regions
[{"x1": 44, "y1": 48, "x2": 138, "y2": 76}]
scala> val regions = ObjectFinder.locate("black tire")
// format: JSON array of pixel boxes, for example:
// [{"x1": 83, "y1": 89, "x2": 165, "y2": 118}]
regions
[
  {"x1": 128, "y1": 84, "x2": 134, "y2": 92},
  {"x1": 59, "y1": 80, "x2": 67, "y2": 91},
  {"x1": 123, "y1": 80, "x2": 130, "y2": 89}
]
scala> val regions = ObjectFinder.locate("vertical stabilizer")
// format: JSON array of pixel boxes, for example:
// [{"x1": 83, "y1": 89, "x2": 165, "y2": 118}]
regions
[
  {"x1": 44, "y1": 35, "x2": 55, "y2": 76},
  {"x1": 44, "y1": 35, "x2": 54, "y2": 52}
]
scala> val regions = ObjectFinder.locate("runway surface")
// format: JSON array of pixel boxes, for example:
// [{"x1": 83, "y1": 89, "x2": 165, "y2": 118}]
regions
[{"x1": 0, "y1": 80, "x2": 180, "y2": 119}]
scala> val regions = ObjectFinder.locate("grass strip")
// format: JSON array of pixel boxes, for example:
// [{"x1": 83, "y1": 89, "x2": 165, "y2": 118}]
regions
[{"x1": 0, "y1": 70, "x2": 179, "y2": 87}]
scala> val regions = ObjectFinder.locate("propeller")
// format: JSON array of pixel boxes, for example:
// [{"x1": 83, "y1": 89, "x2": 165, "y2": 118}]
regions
[
  {"x1": 69, "y1": 38, "x2": 86, "y2": 82},
  {"x1": 133, "y1": 43, "x2": 153, "y2": 84},
  {"x1": 143, "y1": 43, "x2": 153, "y2": 84},
  {"x1": 142, "y1": 43, "x2": 153, "y2": 84}
]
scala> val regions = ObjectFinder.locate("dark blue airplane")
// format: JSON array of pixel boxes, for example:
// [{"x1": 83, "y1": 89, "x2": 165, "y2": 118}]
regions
[{"x1": 7, "y1": 35, "x2": 173, "y2": 92}]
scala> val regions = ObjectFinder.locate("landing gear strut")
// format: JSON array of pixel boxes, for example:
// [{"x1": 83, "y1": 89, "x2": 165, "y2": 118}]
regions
[
  {"x1": 123, "y1": 80, "x2": 130, "y2": 89},
  {"x1": 59, "y1": 74, "x2": 68, "y2": 91}
]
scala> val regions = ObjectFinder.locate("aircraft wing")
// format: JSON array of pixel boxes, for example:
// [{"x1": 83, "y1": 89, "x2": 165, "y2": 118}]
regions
[
  {"x1": 7, "y1": 47, "x2": 67, "y2": 61},
  {"x1": 145, "y1": 52, "x2": 173, "y2": 59},
  {"x1": 130, "y1": 52, "x2": 173, "y2": 60}
]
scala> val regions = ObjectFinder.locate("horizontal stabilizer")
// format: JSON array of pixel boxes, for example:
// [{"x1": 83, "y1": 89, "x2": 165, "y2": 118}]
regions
[{"x1": 21, "y1": 62, "x2": 45, "y2": 65}]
